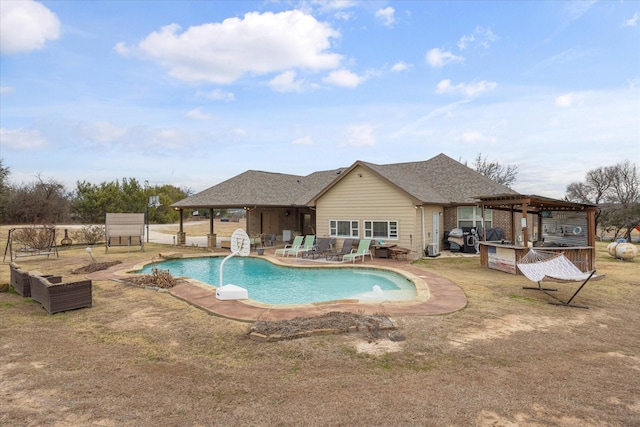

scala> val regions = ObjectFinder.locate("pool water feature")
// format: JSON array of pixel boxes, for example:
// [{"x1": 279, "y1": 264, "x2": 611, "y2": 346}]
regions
[{"x1": 140, "y1": 257, "x2": 417, "y2": 305}]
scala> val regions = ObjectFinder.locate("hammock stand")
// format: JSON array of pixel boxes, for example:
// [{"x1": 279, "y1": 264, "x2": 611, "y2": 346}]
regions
[{"x1": 517, "y1": 249, "x2": 605, "y2": 309}]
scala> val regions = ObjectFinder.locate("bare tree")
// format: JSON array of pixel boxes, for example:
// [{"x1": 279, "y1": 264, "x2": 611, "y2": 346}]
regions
[
  {"x1": 566, "y1": 161, "x2": 639, "y2": 241},
  {"x1": 0, "y1": 159, "x2": 10, "y2": 221},
  {"x1": 565, "y1": 166, "x2": 612, "y2": 231},
  {"x1": 4, "y1": 175, "x2": 70, "y2": 224},
  {"x1": 467, "y1": 153, "x2": 519, "y2": 187}
]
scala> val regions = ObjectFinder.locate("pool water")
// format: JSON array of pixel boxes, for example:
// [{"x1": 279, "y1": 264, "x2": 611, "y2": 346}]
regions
[{"x1": 140, "y1": 257, "x2": 417, "y2": 305}]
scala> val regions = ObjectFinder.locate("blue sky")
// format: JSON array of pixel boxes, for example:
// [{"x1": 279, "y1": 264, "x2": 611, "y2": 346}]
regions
[{"x1": 1, "y1": 0, "x2": 639, "y2": 199}]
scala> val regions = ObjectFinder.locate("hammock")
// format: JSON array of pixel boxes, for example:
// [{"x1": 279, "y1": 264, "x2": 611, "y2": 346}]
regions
[{"x1": 517, "y1": 249, "x2": 605, "y2": 309}]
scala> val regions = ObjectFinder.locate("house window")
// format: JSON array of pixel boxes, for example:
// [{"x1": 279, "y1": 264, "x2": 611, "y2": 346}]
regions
[
  {"x1": 457, "y1": 207, "x2": 492, "y2": 229},
  {"x1": 329, "y1": 220, "x2": 359, "y2": 237},
  {"x1": 364, "y1": 220, "x2": 398, "y2": 240}
]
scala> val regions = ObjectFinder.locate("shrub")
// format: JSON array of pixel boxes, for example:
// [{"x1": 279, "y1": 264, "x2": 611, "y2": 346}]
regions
[
  {"x1": 12, "y1": 226, "x2": 56, "y2": 250},
  {"x1": 70, "y1": 225, "x2": 105, "y2": 245}
]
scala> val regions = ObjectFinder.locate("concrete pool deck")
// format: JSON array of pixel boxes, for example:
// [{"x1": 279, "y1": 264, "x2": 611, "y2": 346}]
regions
[{"x1": 87, "y1": 248, "x2": 468, "y2": 322}]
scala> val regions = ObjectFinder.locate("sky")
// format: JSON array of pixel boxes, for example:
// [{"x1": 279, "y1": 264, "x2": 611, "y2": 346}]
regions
[{"x1": 1, "y1": 0, "x2": 639, "y2": 199}]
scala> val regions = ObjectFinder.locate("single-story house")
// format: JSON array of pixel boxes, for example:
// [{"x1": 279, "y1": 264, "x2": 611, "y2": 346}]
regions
[{"x1": 171, "y1": 153, "x2": 518, "y2": 259}]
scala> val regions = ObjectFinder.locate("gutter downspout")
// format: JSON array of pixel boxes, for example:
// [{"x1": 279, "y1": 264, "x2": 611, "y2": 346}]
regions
[{"x1": 421, "y1": 206, "x2": 426, "y2": 257}]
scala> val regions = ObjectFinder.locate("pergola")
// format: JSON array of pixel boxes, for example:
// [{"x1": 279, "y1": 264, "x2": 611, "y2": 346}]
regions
[{"x1": 477, "y1": 194, "x2": 598, "y2": 270}]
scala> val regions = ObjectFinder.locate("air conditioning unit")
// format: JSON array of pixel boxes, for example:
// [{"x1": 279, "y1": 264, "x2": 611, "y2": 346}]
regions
[{"x1": 426, "y1": 243, "x2": 440, "y2": 257}]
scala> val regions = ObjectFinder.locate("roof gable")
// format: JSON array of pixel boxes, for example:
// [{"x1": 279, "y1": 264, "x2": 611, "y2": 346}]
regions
[{"x1": 311, "y1": 153, "x2": 516, "y2": 205}]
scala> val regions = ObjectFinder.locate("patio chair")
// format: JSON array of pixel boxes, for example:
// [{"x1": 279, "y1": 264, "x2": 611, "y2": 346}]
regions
[
  {"x1": 9, "y1": 262, "x2": 61, "y2": 297},
  {"x1": 29, "y1": 273, "x2": 92, "y2": 314},
  {"x1": 325, "y1": 239, "x2": 355, "y2": 261},
  {"x1": 343, "y1": 239, "x2": 373, "y2": 263},
  {"x1": 275, "y1": 235, "x2": 304, "y2": 257},
  {"x1": 517, "y1": 249, "x2": 605, "y2": 309},
  {"x1": 307, "y1": 237, "x2": 332, "y2": 259},
  {"x1": 288, "y1": 235, "x2": 315, "y2": 257}
]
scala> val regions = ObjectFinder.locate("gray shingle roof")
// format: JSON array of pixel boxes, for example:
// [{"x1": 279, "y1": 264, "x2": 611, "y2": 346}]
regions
[
  {"x1": 172, "y1": 153, "x2": 516, "y2": 208},
  {"x1": 361, "y1": 153, "x2": 517, "y2": 204},
  {"x1": 171, "y1": 168, "x2": 346, "y2": 208}
]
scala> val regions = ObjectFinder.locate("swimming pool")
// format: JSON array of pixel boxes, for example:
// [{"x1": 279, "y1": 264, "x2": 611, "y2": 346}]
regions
[{"x1": 140, "y1": 257, "x2": 417, "y2": 305}]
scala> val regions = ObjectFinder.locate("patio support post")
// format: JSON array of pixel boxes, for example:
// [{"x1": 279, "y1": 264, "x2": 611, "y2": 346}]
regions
[
  {"x1": 521, "y1": 199, "x2": 529, "y2": 246},
  {"x1": 208, "y1": 208, "x2": 216, "y2": 249},
  {"x1": 177, "y1": 209, "x2": 186, "y2": 245},
  {"x1": 587, "y1": 207, "x2": 597, "y2": 269},
  {"x1": 510, "y1": 206, "x2": 516, "y2": 243},
  {"x1": 480, "y1": 204, "x2": 486, "y2": 241}
]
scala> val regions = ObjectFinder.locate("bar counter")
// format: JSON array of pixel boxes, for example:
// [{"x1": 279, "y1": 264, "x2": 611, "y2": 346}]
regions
[{"x1": 479, "y1": 242, "x2": 594, "y2": 274}]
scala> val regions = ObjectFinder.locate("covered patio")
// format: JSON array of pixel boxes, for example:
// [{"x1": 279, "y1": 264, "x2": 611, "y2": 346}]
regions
[
  {"x1": 170, "y1": 169, "x2": 343, "y2": 248},
  {"x1": 476, "y1": 194, "x2": 598, "y2": 273}
]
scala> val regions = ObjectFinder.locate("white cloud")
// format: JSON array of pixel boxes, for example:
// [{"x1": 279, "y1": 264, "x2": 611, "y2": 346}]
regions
[
  {"x1": 474, "y1": 27, "x2": 498, "y2": 48},
  {"x1": 112, "y1": 42, "x2": 131, "y2": 57},
  {"x1": 458, "y1": 27, "x2": 498, "y2": 50},
  {"x1": 375, "y1": 7, "x2": 395, "y2": 28},
  {"x1": 391, "y1": 61, "x2": 412, "y2": 72},
  {"x1": 436, "y1": 79, "x2": 497, "y2": 97},
  {"x1": 153, "y1": 129, "x2": 185, "y2": 148},
  {"x1": 457, "y1": 34, "x2": 475, "y2": 50},
  {"x1": 268, "y1": 70, "x2": 306, "y2": 93},
  {"x1": 73, "y1": 121, "x2": 191, "y2": 151},
  {"x1": 117, "y1": 11, "x2": 342, "y2": 84},
  {"x1": 458, "y1": 131, "x2": 497, "y2": 145},
  {"x1": 293, "y1": 136, "x2": 314, "y2": 145},
  {"x1": 425, "y1": 48, "x2": 463, "y2": 68},
  {"x1": 323, "y1": 69, "x2": 366, "y2": 88},
  {"x1": 75, "y1": 121, "x2": 127, "y2": 144},
  {"x1": 564, "y1": 0, "x2": 596, "y2": 21},
  {"x1": 0, "y1": 86, "x2": 15, "y2": 94},
  {"x1": 186, "y1": 108, "x2": 213, "y2": 120},
  {"x1": 311, "y1": 0, "x2": 357, "y2": 13},
  {"x1": 0, "y1": 0, "x2": 60, "y2": 54},
  {"x1": 555, "y1": 92, "x2": 586, "y2": 108},
  {"x1": 334, "y1": 11, "x2": 354, "y2": 21},
  {"x1": 622, "y1": 12, "x2": 638, "y2": 27},
  {"x1": 343, "y1": 124, "x2": 376, "y2": 147},
  {"x1": 196, "y1": 88, "x2": 235, "y2": 101},
  {"x1": 0, "y1": 127, "x2": 48, "y2": 149}
]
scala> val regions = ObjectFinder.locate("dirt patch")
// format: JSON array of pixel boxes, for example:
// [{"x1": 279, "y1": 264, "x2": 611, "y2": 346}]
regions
[
  {"x1": 248, "y1": 311, "x2": 398, "y2": 341},
  {"x1": 448, "y1": 312, "x2": 588, "y2": 347},
  {"x1": 71, "y1": 261, "x2": 122, "y2": 274}
]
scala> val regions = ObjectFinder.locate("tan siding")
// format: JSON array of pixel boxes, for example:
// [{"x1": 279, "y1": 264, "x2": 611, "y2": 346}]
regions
[{"x1": 315, "y1": 166, "x2": 444, "y2": 259}]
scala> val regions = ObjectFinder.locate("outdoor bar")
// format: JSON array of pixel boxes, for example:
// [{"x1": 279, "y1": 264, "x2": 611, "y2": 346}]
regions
[{"x1": 477, "y1": 194, "x2": 598, "y2": 274}]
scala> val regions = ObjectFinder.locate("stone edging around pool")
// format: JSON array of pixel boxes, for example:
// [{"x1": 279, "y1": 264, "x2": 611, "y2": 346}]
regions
[{"x1": 87, "y1": 253, "x2": 468, "y2": 322}]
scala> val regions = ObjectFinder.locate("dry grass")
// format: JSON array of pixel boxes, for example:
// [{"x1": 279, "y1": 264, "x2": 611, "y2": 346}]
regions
[
  {"x1": 1, "y1": 223, "x2": 639, "y2": 426},
  {"x1": 154, "y1": 218, "x2": 244, "y2": 237}
]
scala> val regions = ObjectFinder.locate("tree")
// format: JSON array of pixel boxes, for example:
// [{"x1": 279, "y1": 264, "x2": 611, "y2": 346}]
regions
[
  {"x1": 3, "y1": 175, "x2": 71, "y2": 224},
  {"x1": 71, "y1": 178, "x2": 189, "y2": 224},
  {"x1": 71, "y1": 178, "x2": 146, "y2": 223},
  {"x1": 0, "y1": 159, "x2": 10, "y2": 221},
  {"x1": 466, "y1": 153, "x2": 519, "y2": 187},
  {"x1": 146, "y1": 184, "x2": 189, "y2": 224},
  {"x1": 566, "y1": 161, "x2": 639, "y2": 241},
  {"x1": 565, "y1": 166, "x2": 611, "y2": 230}
]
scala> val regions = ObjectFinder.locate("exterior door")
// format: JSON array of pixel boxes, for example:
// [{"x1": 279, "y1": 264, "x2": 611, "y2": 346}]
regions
[
  {"x1": 301, "y1": 213, "x2": 313, "y2": 235},
  {"x1": 261, "y1": 211, "x2": 279, "y2": 234}
]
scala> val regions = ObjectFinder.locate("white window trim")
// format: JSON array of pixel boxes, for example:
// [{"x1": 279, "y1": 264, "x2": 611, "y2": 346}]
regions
[
  {"x1": 457, "y1": 207, "x2": 492, "y2": 229},
  {"x1": 329, "y1": 220, "x2": 359, "y2": 238},
  {"x1": 364, "y1": 220, "x2": 398, "y2": 240}
]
